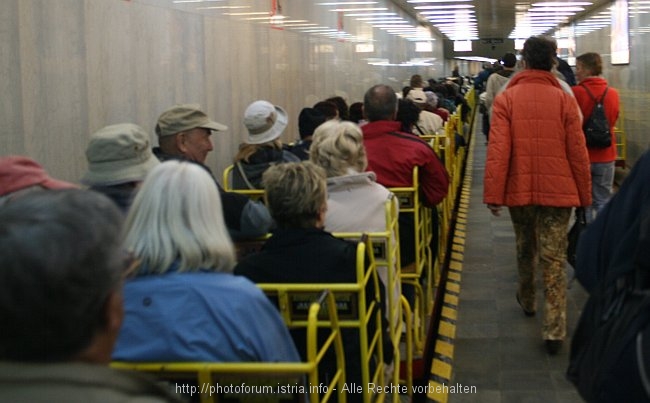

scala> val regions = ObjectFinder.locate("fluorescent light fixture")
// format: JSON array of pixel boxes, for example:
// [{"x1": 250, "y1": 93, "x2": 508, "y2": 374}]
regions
[
  {"x1": 415, "y1": 42, "x2": 433, "y2": 52},
  {"x1": 611, "y1": 0, "x2": 630, "y2": 64},
  {"x1": 356, "y1": 43, "x2": 375, "y2": 52},
  {"x1": 530, "y1": 7, "x2": 585, "y2": 12},
  {"x1": 453, "y1": 40, "x2": 472, "y2": 51},
  {"x1": 245, "y1": 16, "x2": 287, "y2": 21},
  {"x1": 369, "y1": 20, "x2": 412, "y2": 24},
  {"x1": 223, "y1": 12, "x2": 269, "y2": 16},
  {"x1": 318, "y1": 2, "x2": 378, "y2": 5},
  {"x1": 414, "y1": 4, "x2": 474, "y2": 9},
  {"x1": 355, "y1": 16, "x2": 404, "y2": 20},
  {"x1": 344, "y1": 12, "x2": 397, "y2": 16},
  {"x1": 173, "y1": 0, "x2": 225, "y2": 3},
  {"x1": 330, "y1": 7, "x2": 387, "y2": 11},
  {"x1": 531, "y1": 1, "x2": 592, "y2": 6},
  {"x1": 197, "y1": 6, "x2": 250, "y2": 10},
  {"x1": 372, "y1": 25, "x2": 414, "y2": 28}
]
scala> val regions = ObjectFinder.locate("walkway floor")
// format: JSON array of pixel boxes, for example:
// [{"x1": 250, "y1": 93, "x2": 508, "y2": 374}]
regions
[{"x1": 442, "y1": 129, "x2": 589, "y2": 403}]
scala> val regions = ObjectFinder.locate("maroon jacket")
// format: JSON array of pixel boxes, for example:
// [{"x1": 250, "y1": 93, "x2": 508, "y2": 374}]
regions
[{"x1": 361, "y1": 120, "x2": 449, "y2": 207}]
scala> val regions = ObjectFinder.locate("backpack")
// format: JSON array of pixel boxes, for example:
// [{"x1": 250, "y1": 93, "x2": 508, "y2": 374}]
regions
[
  {"x1": 581, "y1": 84, "x2": 611, "y2": 149},
  {"x1": 567, "y1": 207, "x2": 650, "y2": 402}
]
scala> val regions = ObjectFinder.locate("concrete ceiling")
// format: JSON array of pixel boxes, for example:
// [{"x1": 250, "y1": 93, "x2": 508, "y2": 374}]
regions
[{"x1": 393, "y1": 0, "x2": 614, "y2": 40}]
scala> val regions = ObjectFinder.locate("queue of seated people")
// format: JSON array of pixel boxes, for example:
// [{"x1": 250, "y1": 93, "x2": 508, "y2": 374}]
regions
[{"x1": 0, "y1": 79, "x2": 464, "y2": 402}]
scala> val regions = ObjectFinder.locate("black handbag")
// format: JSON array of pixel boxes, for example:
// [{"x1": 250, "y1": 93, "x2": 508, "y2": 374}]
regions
[{"x1": 567, "y1": 207, "x2": 587, "y2": 268}]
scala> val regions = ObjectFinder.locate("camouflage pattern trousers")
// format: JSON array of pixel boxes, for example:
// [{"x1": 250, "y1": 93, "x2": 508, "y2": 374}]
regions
[{"x1": 508, "y1": 205, "x2": 572, "y2": 340}]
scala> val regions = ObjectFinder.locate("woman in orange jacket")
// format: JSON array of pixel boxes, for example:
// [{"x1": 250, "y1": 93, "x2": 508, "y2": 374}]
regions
[{"x1": 483, "y1": 36, "x2": 592, "y2": 355}]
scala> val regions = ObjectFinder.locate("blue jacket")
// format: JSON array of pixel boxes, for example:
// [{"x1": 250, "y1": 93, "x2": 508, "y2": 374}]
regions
[
  {"x1": 113, "y1": 265, "x2": 300, "y2": 363},
  {"x1": 576, "y1": 150, "x2": 650, "y2": 293}
]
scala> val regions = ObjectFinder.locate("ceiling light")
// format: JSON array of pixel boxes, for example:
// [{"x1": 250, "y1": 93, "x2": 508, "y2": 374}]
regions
[
  {"x1": 223, "y1": 12, "x2": 269, "y2": 16},
  {"x1": 330, "y1": 7, "x2": 388, "y2": 11},
  {"x1": 408, "y1": 0, "x2": 471, "y2": 2},
  {"x1": 531, "y1": 1, "x2": 592, "y2": 6},
  {"x1": 344, "y1": 12, "x2": 397, "y2": 16},
  {"x1": 317, "y1": 2, "x2": 378, "y2": 4},
  {"x1": 414, "y1": 4, "x2": 474, "y2": 9},
  {"x1": 530, "y1": 6, "x2": 585, "y2": 11}
]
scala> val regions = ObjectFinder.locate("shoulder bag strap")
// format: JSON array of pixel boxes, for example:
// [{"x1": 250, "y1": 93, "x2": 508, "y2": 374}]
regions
[{"x1": 235, "y1": 162, "x2": 256, "y2": 190}]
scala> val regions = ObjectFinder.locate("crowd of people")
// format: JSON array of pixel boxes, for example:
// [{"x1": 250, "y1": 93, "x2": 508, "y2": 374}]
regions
[
  {"x1": 0, "y1": 74, "x2": 455, "y2": 401},
  {"x1": 1, "y1": 33, "x2": 638, "y2": 401}
]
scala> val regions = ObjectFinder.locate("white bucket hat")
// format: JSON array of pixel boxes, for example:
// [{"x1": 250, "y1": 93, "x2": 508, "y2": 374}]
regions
[{"x1": 243, "y1": 100, "x2": 288, "y2": 145}]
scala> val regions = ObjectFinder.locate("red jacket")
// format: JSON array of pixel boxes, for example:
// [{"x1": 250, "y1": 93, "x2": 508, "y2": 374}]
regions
[
  {"x1": 362, "y1": 120, "x2": 449, "y2": 207},
  {"x1": 484, "y1": 70, "x2": 592, "y2": 207},
  {"x1": 571, "y1": 77, "x2": 620, "y2": 163}
]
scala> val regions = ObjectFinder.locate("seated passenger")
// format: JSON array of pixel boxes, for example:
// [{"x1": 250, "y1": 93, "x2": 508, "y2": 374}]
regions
[
  {"x1": 234, "y1": 161, "x2": 389, "y2": 401},
  {"x1": 112, "y1": 160, "x2": 299, "y2": 363},
  {"x1": 0, "y1": 155, "x2": 76, "y2": 204},
  {"x1": 0, "y1": 189, "x2": 182, "y2": 402},
  {"x1": 288, "y1": 107, "x2": 327, "y2": 161},
  {"x1": 232, "y1": 100, "x2": 300, "y2": 189},
  {"x1": 153, "y1": 103, "x2": 272, "y2": 240},
  {"x1": 348, "y1": 102, "x2": 365, "y2": 125},
  {"x1": 406, "y1": 90, "x2": 444, "y2": 135},
  {"x1": 309, "y1": 120, "x2": 401, "y2": 322},
  {"x1": 82, "y1": 123, "x2": 159, "y2": 212}
]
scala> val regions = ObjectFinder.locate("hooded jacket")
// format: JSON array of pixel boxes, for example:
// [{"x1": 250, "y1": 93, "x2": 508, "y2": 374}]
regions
[
  {"x1": 571, "y1": 76, "x2": 620, "y2": 163},
  {"x1": 483, "y1": 69, "x2": 592, "y2": 207}
]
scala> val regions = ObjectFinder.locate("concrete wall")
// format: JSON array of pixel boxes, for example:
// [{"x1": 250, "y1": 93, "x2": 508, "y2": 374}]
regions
[{"x1": 0, "y1": 0, "x2": 445, "y2": 183}]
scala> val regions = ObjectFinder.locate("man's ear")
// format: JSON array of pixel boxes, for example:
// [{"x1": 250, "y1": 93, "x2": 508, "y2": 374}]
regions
[
  {"x1": 175, "y1": 132, "x2": 188, "y2": 153},
  {"x1": 105, "y1": 289, "x2": 124, "y2": 336}
]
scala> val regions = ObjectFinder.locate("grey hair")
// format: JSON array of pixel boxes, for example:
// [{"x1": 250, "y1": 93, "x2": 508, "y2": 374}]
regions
[
  {"x1": 309, "y1": 120, "x2": 368, "y2": 177},
  {"x1": 123, "y1": 160, "x2": 235, "y2": 274},
  {"x1": 0, "y1": 189, "x2": 124, "y2": 361}
]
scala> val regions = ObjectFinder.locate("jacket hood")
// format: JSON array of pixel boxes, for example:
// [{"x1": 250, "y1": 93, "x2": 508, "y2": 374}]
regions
[
  {"x1": 576, "y1": 76, "x2": 609, "y2": 92},
  {"x1": 506, "y1": 69, "x2": 563, "y2": 91},
  {"x1": 326, "y1": 171, "x2": 377, "y2": 188}
]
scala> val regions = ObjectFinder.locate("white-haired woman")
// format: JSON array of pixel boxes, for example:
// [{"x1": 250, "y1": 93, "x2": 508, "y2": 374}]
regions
[
  {"x1": 112, "y1": 160, "x2": 299, "y2": 363},
  {"x1": 309, "y1": 120, "x2": 400, "y2": 328}
]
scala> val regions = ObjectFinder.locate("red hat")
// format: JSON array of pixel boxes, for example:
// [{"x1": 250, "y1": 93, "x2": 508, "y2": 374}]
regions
[{"x1": 0, "y1": 156, "x2": 77, "y2": 196}]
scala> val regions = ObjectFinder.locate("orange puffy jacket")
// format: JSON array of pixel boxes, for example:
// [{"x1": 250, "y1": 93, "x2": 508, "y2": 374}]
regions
[{"x1": 483, "y1": 70, "x2": 592, "y2": 208}]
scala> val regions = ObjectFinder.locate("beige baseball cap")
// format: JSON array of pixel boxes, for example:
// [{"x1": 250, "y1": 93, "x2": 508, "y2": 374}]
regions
[{"x1": 155, "y1": 104, "x2": 228, "y2": 137}]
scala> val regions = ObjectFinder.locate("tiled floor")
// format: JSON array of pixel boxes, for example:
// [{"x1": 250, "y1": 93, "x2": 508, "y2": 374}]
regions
[{"x1": 446, "y1": 131, "x2": 589, "y2": 403}]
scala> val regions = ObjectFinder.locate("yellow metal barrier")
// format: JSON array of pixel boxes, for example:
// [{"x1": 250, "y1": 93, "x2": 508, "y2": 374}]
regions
[
  {"x1": 331, "y1": 197, "x2": 412, "y2": 399},
  {"x1": 259, "y1": 237, "x2": 386, "y2": 403},
  {"x1": 222, "y1": 164, "x2": 266, "y2": 200},
  {"x1": 112, "y1": 290, "x2": 346, "y2": 403},
  {"x1": 389, "y1": 168, "x2": 431, "y2": 354}
]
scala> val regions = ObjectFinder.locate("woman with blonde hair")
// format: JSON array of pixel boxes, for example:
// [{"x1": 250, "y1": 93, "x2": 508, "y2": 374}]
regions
[
  {"x1": 112, "y1": 160, "x2": 299, "y2": 363},
  {"x1": 310, "y1": 120, "x2": 400, "y2": 326},
  {"x1": 310, "y1": 120, "x2": 395, "y2": 232}
]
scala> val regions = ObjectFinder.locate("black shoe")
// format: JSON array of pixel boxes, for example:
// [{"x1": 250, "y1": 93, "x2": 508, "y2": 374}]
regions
[
  {"x1": 545, "y1": 339, "x2": 563, "y2": 355},
  {"x1": 516, "y1": 293, "x2": 535, "y2": 317}
]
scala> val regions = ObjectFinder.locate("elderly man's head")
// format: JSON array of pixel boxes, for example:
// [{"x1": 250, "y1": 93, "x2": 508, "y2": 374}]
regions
[
  {"x1": 155, "y1": 104, "x2": 228, "y2": 164},
  {"x1": 0, "y1": 189, "x2": 126, "y2": 363}
]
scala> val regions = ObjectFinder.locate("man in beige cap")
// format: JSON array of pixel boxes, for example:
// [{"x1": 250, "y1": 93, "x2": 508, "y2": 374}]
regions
[
  {"x1": 83, "y1": 123, "x2": 159, "y2": 212},
  {"x1": 153, "y1": 104, "x2": 273, "y2": 240}
]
